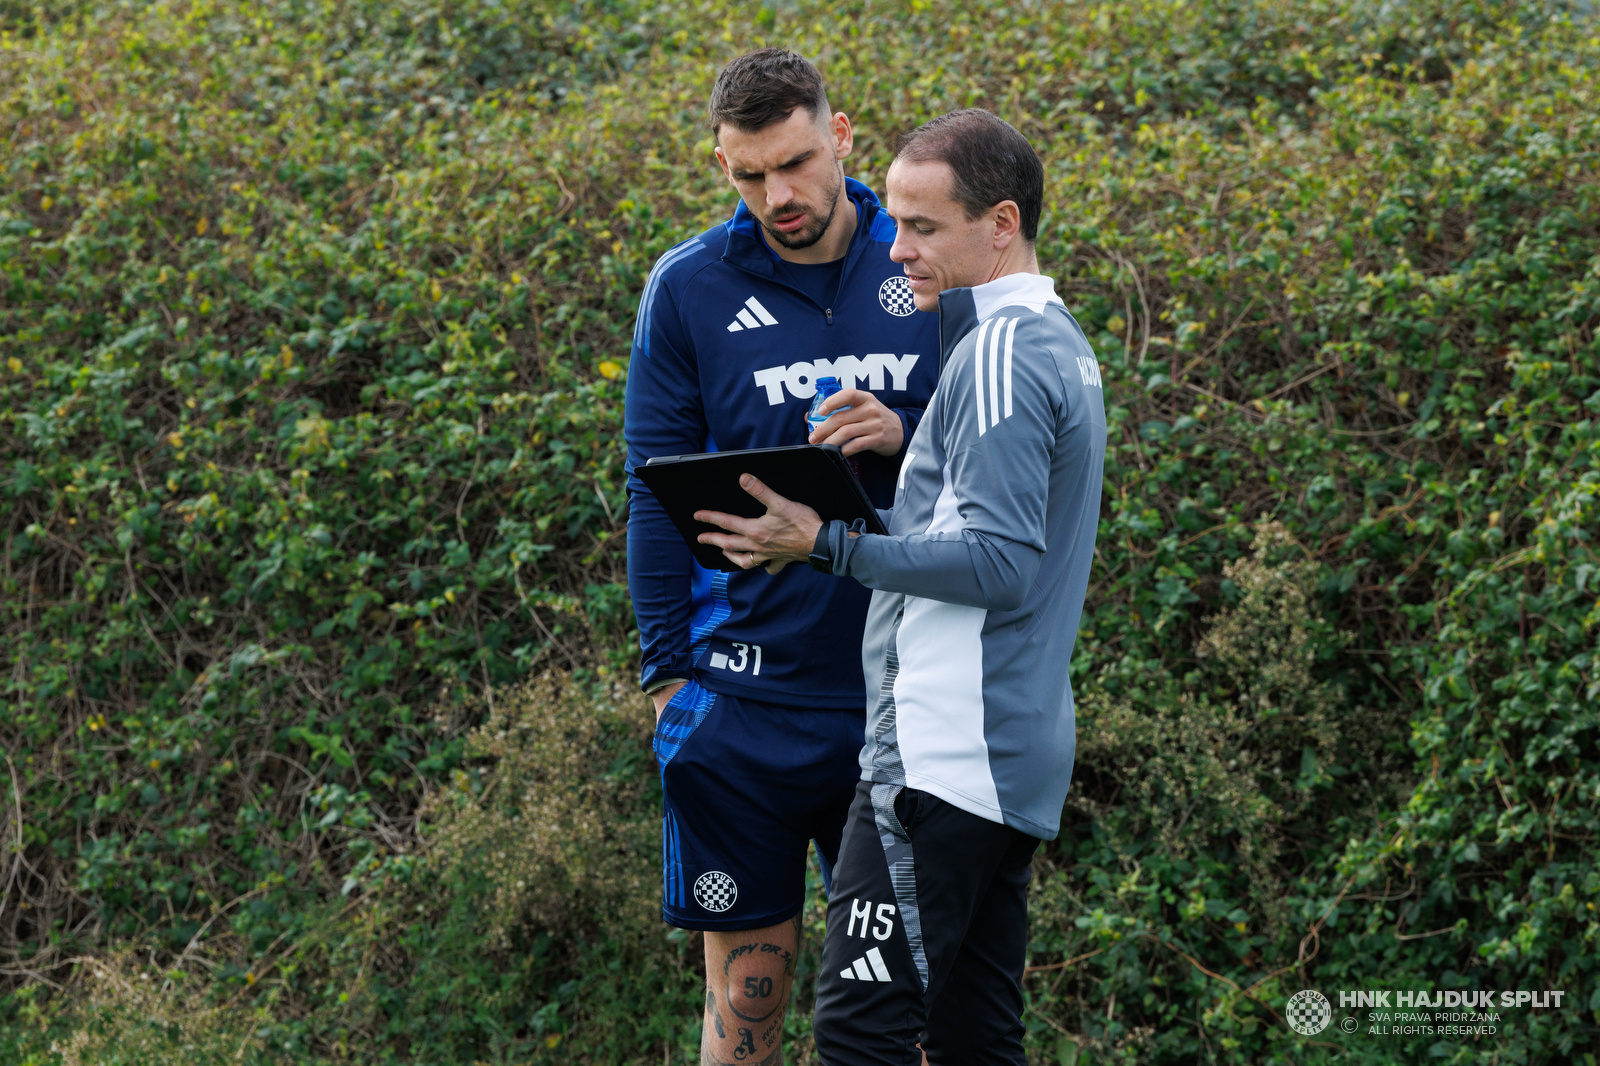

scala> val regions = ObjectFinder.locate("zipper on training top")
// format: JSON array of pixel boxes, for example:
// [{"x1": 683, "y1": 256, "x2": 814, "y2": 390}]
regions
[{"x1": 724, "y1": 196, "x2": 869, "y2": 328}]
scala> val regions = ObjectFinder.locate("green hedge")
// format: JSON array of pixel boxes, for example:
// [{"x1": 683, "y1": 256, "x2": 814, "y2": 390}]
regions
[{"x1": 3, "y1": 0, "x2": 1598, "y2": 1062}]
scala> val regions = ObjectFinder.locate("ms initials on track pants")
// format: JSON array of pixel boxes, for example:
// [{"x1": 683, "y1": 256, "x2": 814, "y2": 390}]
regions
[{"x1": 812, "y1": 779, "x2": 1042, "y2": 1066}]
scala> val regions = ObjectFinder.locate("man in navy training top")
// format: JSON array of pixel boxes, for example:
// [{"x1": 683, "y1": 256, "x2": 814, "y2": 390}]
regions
[
  {"x1": 696, "y1": 109, "x2": 1107, "y2": 1064},
  {"x1": 623, "y1": 48, "x2": 940, "y2": 1065}
]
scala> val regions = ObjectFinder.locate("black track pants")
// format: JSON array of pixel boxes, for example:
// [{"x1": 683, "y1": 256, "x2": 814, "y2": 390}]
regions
[{"x1": 812, "y1": 779, "x2": 1042, "y2": 1065}]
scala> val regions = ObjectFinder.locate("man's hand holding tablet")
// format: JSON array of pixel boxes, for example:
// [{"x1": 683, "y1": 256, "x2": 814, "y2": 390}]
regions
[{"x1": 695, "y1": 474, "x2": 825, "y2": 574}]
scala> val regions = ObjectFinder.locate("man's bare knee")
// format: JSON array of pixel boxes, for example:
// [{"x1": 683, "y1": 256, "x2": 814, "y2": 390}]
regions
[{"x1": 701, "y1": 915, "x2": 800, "y2": 1065}]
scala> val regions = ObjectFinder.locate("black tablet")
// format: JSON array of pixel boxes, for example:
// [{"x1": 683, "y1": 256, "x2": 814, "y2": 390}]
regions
[{"x1": 637, "y1": 444, "x2": 888, "y2": 572}]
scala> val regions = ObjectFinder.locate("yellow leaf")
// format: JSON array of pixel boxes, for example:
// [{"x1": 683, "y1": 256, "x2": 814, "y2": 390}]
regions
[
  {"x1": 431, "y1": 280, "x2": 443, "y2": 302},
  {"x1": 196, "y1": 217, "x2": 208, "y2": 235},
  {"x1": 7, "y1": 357, "x2": 20, "y2": 374},
  {"x1": 295, "y1": 415, "x2": 329, "y2": 447},
  {"x1": 40, "y1": 195, "x2": 53, "y2": 210},
  {"x1": 598, "y1": 360, "x2": 622, "y2": 380}
]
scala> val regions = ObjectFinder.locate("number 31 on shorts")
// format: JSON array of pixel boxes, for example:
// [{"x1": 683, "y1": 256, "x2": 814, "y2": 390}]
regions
[{"x1": 709, "y1": 643, "x2": 762, "y2": 675}]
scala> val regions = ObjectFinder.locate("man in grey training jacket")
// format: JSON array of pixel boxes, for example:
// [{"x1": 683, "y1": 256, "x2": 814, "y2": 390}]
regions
[{"x1": 695, "y1": 108, "x2": 1106, "y2": 1064}]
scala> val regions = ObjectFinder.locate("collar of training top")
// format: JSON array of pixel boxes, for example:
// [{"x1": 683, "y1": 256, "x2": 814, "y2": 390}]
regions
[
  {"x1": 719, "y1": 176, "x2": 884, "y2": 277},
  {"x1": 935, "y1": 272, "x2": 1062, "y2": 368},
  {"x1": 971, "y1": 272, "x2": 1063, "y2": 318}
]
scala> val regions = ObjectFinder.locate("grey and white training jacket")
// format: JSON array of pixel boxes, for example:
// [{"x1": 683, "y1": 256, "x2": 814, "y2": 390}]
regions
[{"x1": 819, "y1": 272, "x2": 1106, "y2": 839}]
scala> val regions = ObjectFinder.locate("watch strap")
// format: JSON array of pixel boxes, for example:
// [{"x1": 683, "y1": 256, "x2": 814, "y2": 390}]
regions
[{"x1": 808, "y1": 521, "x2": 836, "y2": 573}]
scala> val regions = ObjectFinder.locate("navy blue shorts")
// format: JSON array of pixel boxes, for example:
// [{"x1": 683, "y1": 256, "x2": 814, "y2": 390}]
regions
[{"x1": 653, "y1": 679, "x2": 865, "y2": 930}]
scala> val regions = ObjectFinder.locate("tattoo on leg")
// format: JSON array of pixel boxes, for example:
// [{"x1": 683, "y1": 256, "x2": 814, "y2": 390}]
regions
[
  {"x1": 704, "y1": 916, "x2": 801, "y2": 1066},
  {"x1": 707, "y1": 988, "x2": 725, "y2": 1039},
  {"x1": 723, "y1": 941, "x2": 795, "y2": 1024},
  {"x1": 787, "y1": 913, "x2": 802, "y2": 976}
]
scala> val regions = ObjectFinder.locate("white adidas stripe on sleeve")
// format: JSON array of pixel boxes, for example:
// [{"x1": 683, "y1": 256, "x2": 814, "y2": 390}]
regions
[
  {"x1": 987, "y1": 316, "x2": 1003, "y2": 428},
  {"x1": 975, "y1": 316, "x2": 1026, "y2": 434},
  {"x1": 1002, "y1": 317, "x2": 1018, "y2": 417},
  {"x1": 973, "y1": 318, "x2": 993, "y2": 435}
]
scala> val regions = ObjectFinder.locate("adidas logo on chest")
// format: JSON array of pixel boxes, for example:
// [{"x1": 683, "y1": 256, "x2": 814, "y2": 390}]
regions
[{"x1": 726, "y1": 296, "x2": 778, "y2": 332}]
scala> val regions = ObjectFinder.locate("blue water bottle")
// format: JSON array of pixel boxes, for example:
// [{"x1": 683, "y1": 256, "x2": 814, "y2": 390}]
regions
[{"x1": 806, "y1": 376, "x2": 850, "y2": 439}]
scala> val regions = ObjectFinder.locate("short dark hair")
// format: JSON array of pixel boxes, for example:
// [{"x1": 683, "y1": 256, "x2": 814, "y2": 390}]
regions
[
  {"x1": 895, "y1": 109, "x2": 1043, "y2": 242},
  {"x1": 708, "y1": 48, "x2": 830, "y2": 138}
]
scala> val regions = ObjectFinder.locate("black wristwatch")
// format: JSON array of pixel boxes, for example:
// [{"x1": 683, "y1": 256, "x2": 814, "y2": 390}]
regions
[
  {"x1": 808, "y1": 521, "x2": 835, "y2": 573},
  {"x1": 810, "y1": 518, "x2": 867, "y2": 573}
]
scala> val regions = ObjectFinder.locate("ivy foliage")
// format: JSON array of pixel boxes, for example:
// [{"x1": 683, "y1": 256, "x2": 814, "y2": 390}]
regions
[{"x1": 2, "y1": 0, "x2": 1598, "y2": 1063}]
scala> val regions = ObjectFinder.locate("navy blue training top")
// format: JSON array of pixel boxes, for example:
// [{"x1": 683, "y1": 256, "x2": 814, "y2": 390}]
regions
[
  {"x1": 623, "y1": 179, "x2": 942, "y2": 708},
  {"x1": 772, "y1": 255, "x2": 844, "y2": 309}
]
